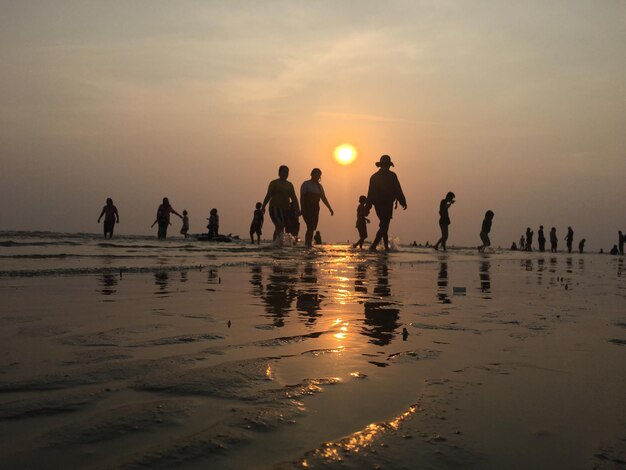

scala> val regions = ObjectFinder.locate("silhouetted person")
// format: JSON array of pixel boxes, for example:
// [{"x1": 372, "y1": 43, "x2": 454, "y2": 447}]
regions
[
  {"x1": 262, "y1": 165, "x2": 299, "y2": 241},
  {"x1": 152, "y1": 197, "x2": 182, "y2": 240},
  {"x1": 433, "y1": 191, "x2": 455, "y2": 252},
  {"x1": 207, "y1": 208, "x2": 219, "y2": 239},
  {"x1": 538, "y1": 225, "x2": 546, "y2": 252},
  {"x1": 314, "y1": 231, "x2": 322, "y2": 244},
  {"x1": 525, "y1": 227, "x2": 533, "y2": 251},
  {"x1": 610, "y1": 245, "x2": 619, "y2": 255},
  {"x1": 365, "y1": 155, "x2": 407, "y2": 251},
  {"x1": 578, "y1": 238, "x2": 586, "y2": 253},
  {"x1": 97, "y1": 198, "x2": 119, "y2": 239},
  {"x1": 478, "y1": 210, "x2": 494, "y2": 253},
  {"x1": 619, "y1": 230, "x2": 624, "y2": 255},
  {"x1": 285, "y1": 201, "x2": 300, "y2": 240},
  {"x1": 180, "y1": 210, "x2": 190, "y2": 238},
  {"x1": 565, "y1": 226, "x2": 574, "y2": 253},
  {"x1": 249, "y1": 202, "x2": 264, "y2": 244},
  {"x1": 300, "y1": 168, "x2": 334, "y2": 248},
  {"x1": 519, "y1": 235, "x2": 525, "y2": 250},
  {"x1": 510, "y1": 242, "x2": 518, "y2": 251},
  {"x1": 550, "y1": 227, "x2": 558, "y2": 253},
  {"x1": 353, "y1": 195, "x2": 370, "y2": 249}
]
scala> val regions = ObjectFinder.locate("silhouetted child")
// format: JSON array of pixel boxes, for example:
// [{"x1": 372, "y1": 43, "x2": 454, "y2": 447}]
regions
[
  {"x1": 314, "y1": 231, "x2": 322, "y2": 244},
  {"x1": 578, "y1": 238, "x2": 586, "y2": 253},
  {"x1": 207, "y1": 208, "x2": 219, "y2": 239},
  {"x1": 249, "y1": 202, "x2": 263, "y2": 244},
  {"x1": 550, "y1": 227, "x2": 558, "y2": 253},
  {"x1": 180, "y1": 210, "x2": 190, "y2": 238},
  {"x1": 478, "y1": 210, "x2": 494, "y2": 253},
  {"x1": 510, "y1": 242, "x2": 518, "y2": 251},
  {"x1": 285, "y1": 201, "x2": 300, "y2": 240},
  {"x1": 565, "y1": 226, "x2": 574, "y2": 253},
  {"x1": 519, "y1": 235, "x2": 525, "y2": 250},
  {"x1": 538, "y1": 225, "x2": 546, "y2": 252},
  {"x1": 352, "y1": 195, "x2": 370, "y2": 249},
  {"x1": 610, "y1": 245, "x2": 619, "y2": 255}
]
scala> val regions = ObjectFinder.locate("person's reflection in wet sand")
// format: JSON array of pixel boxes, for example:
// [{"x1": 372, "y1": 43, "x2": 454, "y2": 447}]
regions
[
  {"x1": 249, "y1": 265, "x2": 264, "y2": 297},
  {"x1": 206, "y1": 268, "x2": 219, "y2": 291},
  {"x1": 618, "y1": 258, "x2": 623, "y2": 278},
  {"x1": 522, "y1": 258, "x2": 533, "y2": 272},
  {"x1": 549, "y1": 257, "x2": 558, "y2": 286},
  {"x1": 578, "y1": 258, "x2": 585, "y2": 274},
  {"x1": 154, "y1": 271, "x2": 169, "y2": 295},
  {"x1": 537, "y1": 258, "x2": 545, "y2": 285},
  {"x1": 362, "y1": 259, "x2": 400, "y2": 346},
  {"x1": 566, "y1": 257, "x2": 573, "y2": 274},
  {"x1": 296, "y1": 262, "x2": 322, "y2": 326},
  {"x1": 437, "y1": 260, "x2": 451, "y2": 304},
  {"x1": 99, "y1": 273, "x2": 118, "y2": 298},
  {"x1": 479, "y1": 261, "x2": 491, "y2": 298},
  {"x1": 180, "y1": 270, "x2": 188, "y2": 283},
  {"x1": 354, "y1": 263, "x2": 368, "y2": 294},
  {"x1": 261, "y1": 265, "x2": 298, "y2": 328}
]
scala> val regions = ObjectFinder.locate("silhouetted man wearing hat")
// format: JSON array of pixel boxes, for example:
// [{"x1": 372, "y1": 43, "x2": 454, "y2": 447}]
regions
[{"x1": 366, "y1": 155, "x2": 407, "y2": 251}]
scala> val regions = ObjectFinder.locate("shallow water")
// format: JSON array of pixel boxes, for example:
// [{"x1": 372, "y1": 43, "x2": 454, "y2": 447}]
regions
[{"x1": 0, "y1": 233, "x2": 625, "y2": 468}]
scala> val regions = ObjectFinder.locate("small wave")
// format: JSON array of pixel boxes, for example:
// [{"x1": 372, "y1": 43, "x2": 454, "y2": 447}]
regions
[
  {"x1": 0, "y1": 254, "x2": 155, "y2": 260},
  {"x1": 0, "y1": 240, "x2": 82, "y2": 247}
]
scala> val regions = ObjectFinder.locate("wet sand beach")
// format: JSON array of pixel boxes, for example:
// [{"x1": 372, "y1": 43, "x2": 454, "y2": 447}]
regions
[{"x1": 0, "y1": 246, "x2": 625, "y2": 469}]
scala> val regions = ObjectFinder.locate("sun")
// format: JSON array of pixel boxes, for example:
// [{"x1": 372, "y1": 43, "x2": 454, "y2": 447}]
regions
[{"x1": 334, "y1": 144, "x2": 358, "y2": 165}]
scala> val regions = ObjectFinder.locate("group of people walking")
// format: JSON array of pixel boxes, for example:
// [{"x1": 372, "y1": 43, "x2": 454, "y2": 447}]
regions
[{"x1": 97, "y1": 155, "x2": 624, "y2": 254}]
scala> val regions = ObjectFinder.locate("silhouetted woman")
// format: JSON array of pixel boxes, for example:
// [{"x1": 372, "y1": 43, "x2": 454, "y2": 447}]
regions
[
  {"x1": 262, "y1": 165, "x2": 299, "y2": 241},
  {"x1": 525, "y1": 227, "x2": 533, "y2": 251},
  {"x1": 433, "y1": 192, "x2": 455, "y2": 252},
  {"x1": 300, "y1": 168, "x2": 333, "y2": 248},
  {"x1": 97, "y1": 198, "x2": 119, "y2": 239},
  {"x1": 538, "y1": 225, "x2": 546, "y2": 252},
  {"x1": 565, "y1": 226, "x2": 574, "y2": 253},
  {"x1": 550, "y1": 227, "x2": 558, "y2": 253},
  {"x1": 152, "y1": 197, "x2": 182, "y2": 240}
]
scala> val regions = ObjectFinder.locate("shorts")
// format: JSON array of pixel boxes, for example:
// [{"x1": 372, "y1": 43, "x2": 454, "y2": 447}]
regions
[
  {"x1": 269, "y1": 206, "x2": 287, "y2": 226},
  {"x1": 103, "y1": 220, "x2": 115, "y2": 235},
  {"x1": 374, "y1": 202, "x2": 394, "y2": 223},
  {"x1": 480, "y1": 232, "x2": 490, "y2": 246},
  {"x1": 250, "y1": 223, "x2": 262, "y2": 236}
]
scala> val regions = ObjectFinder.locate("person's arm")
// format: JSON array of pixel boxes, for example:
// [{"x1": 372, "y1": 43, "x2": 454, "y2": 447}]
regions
[
  {"x1": 151, "y1": 219, "x2": 158, "y2": 227},
  {"x1": 171, "y1": 207, "x2": 183, "y2": 219},
  {"x1": 115, "y1": 207, "x2": 119, "y2": 223},
  {"x1": 261, "y1": 182, "x2": 273, "y2": 212},
  {"x1": 365, "y1": 176, "x2": 374, "y2": 212},
  {"x1": 319, "y1": 185, "x2": 333, "y2": 216},
  {"x1": 289, "y1": 183, "x2": 300, "y2": 213},
  {"x1": 97, "y1": 207, "x2": 105, "y2": 222},
  {"x1": 395, "y1": 174, "x2": 407, "y2": 210}
]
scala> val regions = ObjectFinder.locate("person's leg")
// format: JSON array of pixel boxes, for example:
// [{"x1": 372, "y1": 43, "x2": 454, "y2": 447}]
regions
[{"x1": 441, "y1": 223, "x2": 449, "y2": 251}]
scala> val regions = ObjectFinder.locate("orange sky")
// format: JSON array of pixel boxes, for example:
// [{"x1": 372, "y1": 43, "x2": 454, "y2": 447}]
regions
[{"x1": 1, "y1": 2, "x2": 625, "y2": 248}]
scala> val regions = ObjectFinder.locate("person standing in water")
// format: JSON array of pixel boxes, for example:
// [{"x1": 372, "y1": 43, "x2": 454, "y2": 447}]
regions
[
  {"x1": 249, "y1": 202, "x2": 264, "y2": 245},
  {"x1": 433, "y1": 192, "x2": 455, "y2": 252},
  {"x1": 478, "y1": 210, "x2": 495, "y2": 253},
  {"x1": 565, "y1": 226, "x2": 574, "y2": 253},
  {"x1": 207, "y1": 208, "x2": 219, "y2": 239},
  {"x1": 578, "y1": 238, "x2": 586, "y2": 254},
  {"x1": 525, "y1": 227, "x2": 534, "y2": 251},
  {"x1": 619, "y1": 230, "x2": 624, "y2": 255},
  {"x1": 550, "y1": 227, "x2": 558, "y2": 253},
  {"x1": 353, "y1": 195, "x2": 370, "y2": 249},
  {"x1": 152, "y1": 197, "x2": 182, "y2": 240},
  {"x1": 300, "y1": 168, "x2": 334, "y2": 248},
  {"x1": 365, "y1": 155, "x2": 407, "y2": 251},
  {"x1": 262, "y1": 165, "x2": 299, "y2": 241},
  {"x1": 97, "y1": 198, "x2": 119, "y2": 239},
  {"x1": 180, "y1": 210, "x2": 190, "y2": 238},
  {"x1": 537, "y1": 225, "x2": 546, "y2": 252}
]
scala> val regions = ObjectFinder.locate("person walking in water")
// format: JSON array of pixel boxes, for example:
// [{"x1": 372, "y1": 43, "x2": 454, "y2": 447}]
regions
[
  {"x1": 180, "y1": 210, "x2": 190, "y2": 238},
  {"x1": 152, "y1": 197, "x2": 182, "y2": 240},
  {"x1": 365, "y1": 155, "x2": 407, "y2": 251},
  {"x1": 525, "y1": 227, "x2": 534, "y2": 251},
  {"x1": 565, "y1": 226, "x2": 574, "y2": 253},
  {"x1": 619, "y1": 230, "x2": 624, "y2": 255},
  {"x1": 249, "y1": 202, "x2": 264, "y2": 244},
  {"x1": 262, "y1": 165, "x2": 299, "y2": 241},
  {"x1": 300, "y1": 168, "x2": 334, "y2": 248},
  {"x1": 538, "y1": 225, "x2": 546, "y2": 252},
  {"x1": 352, "y1": 195, "x2": 370, "y2": 249},
  {"x1": 97, "y1": 198, "x2": 119, "y2": 239},
  {"x1": 433, "y1": 192, "x2": 455, "y2": 252},
  {"x1": 550, "y1": 227, "x2": 558, "y2": 253},
  {"x1": 478, "y1": 210, "x2": 495, "y2": 253}
]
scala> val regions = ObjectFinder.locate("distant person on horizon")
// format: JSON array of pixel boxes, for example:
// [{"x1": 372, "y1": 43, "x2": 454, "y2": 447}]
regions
[
  {"x1": 478, "y1": 210, "x2": 494, "y2": 253},
  {"x1": 207, "y1": 208, "x2": 219, "y2": 239},
  {"x1": 619, "y1": 230, "x2": 624, "y2": 255},
  {"x1": 97, "y1": 198, "x2": 119, "y2": 239},
  {"x1": 152, "y1": 197, "x2": 182, "y2": 240},
  {"x1": 180, "y1": 210, "x2": 190, "y2": 238},
  {"x1": 565, "y1": 226, "x2": 574, "y2": 253},
  {"x1": 525, "y1": 227, "x2": 533, "y2": 251},
  {"x1": 433, "y1": 191, "x2": 455, "y2": 252},
  {"x1": 365, "y1": 155, "x2": 407, "y2": 251},
  {"x1": 549, "y1": 227, "x2": 558, "y2": 253},
  {"x1": 610, "y1": 245, "x2": 619, "y2": 255},
  {"x1": 300, "y1": 168, "x2": 334, "y2": 248},
  {"x1": 538, "y1": 225, "x2": 546, "y2": 252},
  {"x1": 578, "y1": 238, "x2": 586, "y2": 254},
  {"x1": 262, "y1": 165, "x2": 299, "y2": 241},
  {"x1": 519, "y1": 235, "x2": 525, "y2": 250},
  {"x1": 510, "y1": 242, "x2": 518, "y2": 251},
  {"x1": 249, "y1": 202, "x2": 264, "y2": 244},
  {"x1": 353, "y1": 195, "x2": 370, "y2": 249}
]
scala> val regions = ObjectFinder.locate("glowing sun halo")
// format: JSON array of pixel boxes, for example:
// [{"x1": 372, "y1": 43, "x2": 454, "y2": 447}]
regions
[{"x1": 334, "y1": 144, "x2": 358, "y2": 165}]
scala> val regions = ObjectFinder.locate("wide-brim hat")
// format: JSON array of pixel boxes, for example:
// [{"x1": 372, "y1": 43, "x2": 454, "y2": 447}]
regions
[{"x1": 375, "y1": 155, "x2": 394, "y2": 167}]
